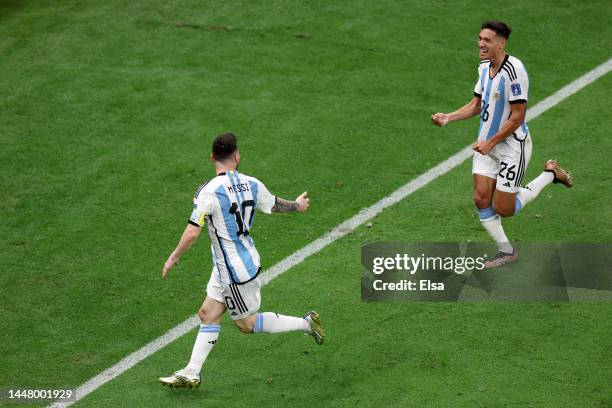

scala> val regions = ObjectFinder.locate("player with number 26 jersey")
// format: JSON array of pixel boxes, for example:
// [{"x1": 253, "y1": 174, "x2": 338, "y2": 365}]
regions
[
  {"x1": 189, "y1": 171, "x2": 276, "y2": 285},
  {"x1": 431, "y1": 21, "x2": 573, "y2": 269},
  {"x1": 473, "y1": 54, "x2": 531, "y2": 191},
  {"x1": 474, "y1": 54, "x2": 530, "y2": 144}
]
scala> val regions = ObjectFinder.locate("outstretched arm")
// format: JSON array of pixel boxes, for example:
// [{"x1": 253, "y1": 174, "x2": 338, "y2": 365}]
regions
[
  {"x1": 431, "y1": 95, "x2": 481, "y2": 126},
  {"x1": 162, "y1": 223, "x2": 202, "y2": 279},
  {"x1": 272, "y1": 191, "x2": 309, "y2": 213}
]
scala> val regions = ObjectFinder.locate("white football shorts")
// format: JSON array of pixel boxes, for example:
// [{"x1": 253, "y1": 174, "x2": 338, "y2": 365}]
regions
[
  {"x1": 206, "y1": 269, "x2": 261, "y2": 320},
  {"x1": 472, "y1": 134, "x2": 532, "y2": 193}
]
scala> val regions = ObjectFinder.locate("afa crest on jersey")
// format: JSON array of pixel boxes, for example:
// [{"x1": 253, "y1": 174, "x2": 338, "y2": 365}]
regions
[{"x1": 511, "y1": 83, "x2": 522, "y2": 96}]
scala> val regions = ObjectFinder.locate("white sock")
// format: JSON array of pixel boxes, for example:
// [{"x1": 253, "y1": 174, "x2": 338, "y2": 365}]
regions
[
  {"x1": 479, "y1": 209, "x2": 513, "y2": 254},
  {"x1": 252, "y1": 312, "x2": 309, "y2": 334},
  {"x1": 515, "y1": 172, "x2": 554, "y2": 213},
  {"x1": 185, "y1": 324, "x2": 220, "y2": 375}
]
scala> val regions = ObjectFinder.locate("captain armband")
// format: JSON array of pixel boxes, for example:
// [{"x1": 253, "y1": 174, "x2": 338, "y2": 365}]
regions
[{"x1": 188, "y1": 208, "x2": 208, "y2": 227}]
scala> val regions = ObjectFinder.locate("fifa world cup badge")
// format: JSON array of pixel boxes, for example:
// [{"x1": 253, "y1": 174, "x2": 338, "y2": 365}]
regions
[{"x1": 493, "y1": 90, "x2": 500, "y2": 100}]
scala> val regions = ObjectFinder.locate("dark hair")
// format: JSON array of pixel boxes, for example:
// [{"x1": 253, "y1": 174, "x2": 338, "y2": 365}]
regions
[
  {"x1": 212, "y1": 133, "x2": 238, "y2": 161},
  {"x1": 481, "y1": 21, "x2": 512, "y2": 39}
]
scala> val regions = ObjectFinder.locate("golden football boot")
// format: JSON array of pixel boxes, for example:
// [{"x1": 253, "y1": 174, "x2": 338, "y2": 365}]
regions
[
  {"x1": 304, "y1": 311, "x2": 325, "y2": 345},
  {"x1": 159, "y1": 369, "x2": 201, "y2": 388},
  {"x1": 484, "y1": 249, "x2": 518, "y2": 269},
  {"x1": 544, "y1": 159, "x2": 573, "y2": 188}
]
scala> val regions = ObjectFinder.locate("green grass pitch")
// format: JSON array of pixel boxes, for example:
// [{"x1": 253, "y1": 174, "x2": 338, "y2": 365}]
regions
[{"x1": 1, "y1": 1, "x2": 611, "y2": 407}]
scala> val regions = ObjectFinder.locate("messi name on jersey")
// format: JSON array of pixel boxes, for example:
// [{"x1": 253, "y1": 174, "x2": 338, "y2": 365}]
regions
[{"x1": 227, "y1": 183, "x2": 251, "y2": 194}]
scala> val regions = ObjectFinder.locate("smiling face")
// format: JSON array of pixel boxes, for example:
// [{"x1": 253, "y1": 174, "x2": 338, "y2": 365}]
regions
[{"x1": 478, "y1": 28, "x2": 506, "y2": 60}]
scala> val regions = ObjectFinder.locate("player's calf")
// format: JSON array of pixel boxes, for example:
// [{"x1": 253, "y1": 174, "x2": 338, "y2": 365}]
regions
[
  {"x1": 514, "y1": 159, "x2": 573, "y2": 215},
  {"x1": 252, "y1": 312, "x2": 312, "y2": 335},
  {"x1": 249, "y1": 311, "x2": 325, "y2": 345},
  {"x1": 477, "y1": 206, "x2": 514, "y2": 255}
]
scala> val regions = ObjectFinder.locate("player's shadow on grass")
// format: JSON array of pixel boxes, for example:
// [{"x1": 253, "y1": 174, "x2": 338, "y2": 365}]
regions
[{"x1": 464, "y1": 243, "x2": 569, "y2": 301}]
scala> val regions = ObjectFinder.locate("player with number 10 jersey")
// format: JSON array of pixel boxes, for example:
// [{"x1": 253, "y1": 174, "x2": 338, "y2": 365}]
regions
[
  {"x1": 189, "y1": 171, "x2": 275, "y2": 285},
  {"x1": 159, "y1": 133, "x2": 325, "y2": 389}
]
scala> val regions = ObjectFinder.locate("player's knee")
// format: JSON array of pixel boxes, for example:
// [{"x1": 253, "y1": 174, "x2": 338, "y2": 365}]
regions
[
  {"x1": 495, "y1": 207, "x2": 514, "y2": 217},
  {"x1": 235, "y1": 319, "x2": 255, "y2": 334},
  {"x1": 198, "y1": 307, "x2": 217, "y2": 325},
  {"x1": 473, "y1": 191, "x2": 491, "y2": 209},
  {"x1": 496, "y1": 205, "x2": 514, "y2": 218}
]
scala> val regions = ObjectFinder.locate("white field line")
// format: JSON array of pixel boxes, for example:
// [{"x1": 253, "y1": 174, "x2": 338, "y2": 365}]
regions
[{"x1": 48, "y1": 57, "x2": 611, "y2": 408}]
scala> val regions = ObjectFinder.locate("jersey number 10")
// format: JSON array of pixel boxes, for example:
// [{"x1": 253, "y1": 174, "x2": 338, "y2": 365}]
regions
[{"x1": 229, "y1": 200, "x2": 255, "y2": 237}]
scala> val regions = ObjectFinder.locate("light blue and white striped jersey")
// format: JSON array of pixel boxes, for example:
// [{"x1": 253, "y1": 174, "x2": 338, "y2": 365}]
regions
[
  {"x1": 188, "y1": 171, "x2": 276, "y2": 285},
  {"x1": 474, "y1": 54, "x2": 529, "y2": 142}
]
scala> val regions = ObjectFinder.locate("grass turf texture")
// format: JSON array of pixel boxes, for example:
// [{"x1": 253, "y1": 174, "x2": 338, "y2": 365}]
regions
[{"x1": 1, "y1": 0, "x2": 611, "y2": 407}]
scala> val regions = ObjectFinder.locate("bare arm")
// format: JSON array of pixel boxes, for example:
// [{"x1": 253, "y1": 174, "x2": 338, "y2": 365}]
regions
[
  {"x1": 473, "y1": 102, "x2": 526, "y2": 155},
  {"x1": 431, "y1": 95, "x2": 481, "y2": 126},
  {"x1": 272, "y1": 192, "x2": 309, "y2": 213},
  {"x1": 162, "y1": 223, "x2": 202, "y2": 278}
]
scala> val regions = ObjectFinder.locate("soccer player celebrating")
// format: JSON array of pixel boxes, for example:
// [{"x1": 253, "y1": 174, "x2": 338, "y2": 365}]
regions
[
  {"x1": 431, "y1": 21, "x2": 573, "y2": 267},
  {"x1": 159, "y1": 133, "x2": 325, "y2": 388}
]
